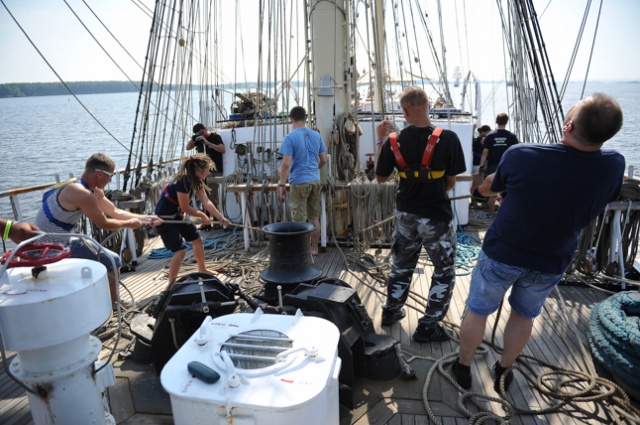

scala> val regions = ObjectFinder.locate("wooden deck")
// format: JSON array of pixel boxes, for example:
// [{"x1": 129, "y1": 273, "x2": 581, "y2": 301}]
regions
[{"x1": 1, "y1": 219, "x2": 639, "y2": 424}]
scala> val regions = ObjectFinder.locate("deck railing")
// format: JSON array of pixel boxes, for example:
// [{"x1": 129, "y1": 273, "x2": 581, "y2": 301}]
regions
[{"x1": 0, "y1": 159, "x2": 182, "y2": 222}]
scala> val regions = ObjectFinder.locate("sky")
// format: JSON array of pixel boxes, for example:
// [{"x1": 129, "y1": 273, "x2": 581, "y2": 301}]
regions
[{"x1": 0, "y1": 0, "x2": 638, "y2": 85}]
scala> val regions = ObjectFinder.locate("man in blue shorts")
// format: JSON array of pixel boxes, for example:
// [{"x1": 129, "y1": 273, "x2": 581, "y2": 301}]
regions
[
  {"x1": 453, "y1": 93, "x2": 625, "y2": 394},
  {"x1": 278, "y1": 106, "x2": 328, "y2": 257}
]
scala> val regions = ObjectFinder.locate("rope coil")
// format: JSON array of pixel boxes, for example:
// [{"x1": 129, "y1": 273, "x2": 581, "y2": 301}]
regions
[{"x1": 589, "y1": 291, "x2": 640, "y2": 395}]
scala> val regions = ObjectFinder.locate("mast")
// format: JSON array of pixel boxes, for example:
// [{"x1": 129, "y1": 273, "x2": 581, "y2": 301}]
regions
[
  {"x1": 308, "y1": 0, "x2": 357, "y2": 238},
  {"x1": 372, "y1": 0, "x2": 386, "y2": 114},
  {"x1": 308, "y1": 0, "x2": 350, "y2": 140}
]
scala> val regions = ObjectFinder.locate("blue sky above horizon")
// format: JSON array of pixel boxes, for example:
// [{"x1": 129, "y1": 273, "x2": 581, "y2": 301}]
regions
[{"x1": 0, "y1": 0, "x2": 638, "y2": 85}]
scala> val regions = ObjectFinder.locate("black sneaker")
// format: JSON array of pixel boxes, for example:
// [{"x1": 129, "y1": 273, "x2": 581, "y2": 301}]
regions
[
  {"x1": 381, "y1": 308, "x2": 406, "y2": 326},
  {"x1": 451, "y1": 358, "x2": 472, "y2": 389},
  {"x1": 412, "y1": 323, "x2": 450, "y2": 342},
  {"x1": 492, "y1": 361, "x2": 514, "y2": 393}
]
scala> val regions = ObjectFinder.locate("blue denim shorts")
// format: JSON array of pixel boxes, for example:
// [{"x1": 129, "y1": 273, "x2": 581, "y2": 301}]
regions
[
  {"x1": 466, "y1": 250, "x2": 563, "y2": 319},
  {"x1": 70, "y1": 239, "x2": 122, "y2": 272}
]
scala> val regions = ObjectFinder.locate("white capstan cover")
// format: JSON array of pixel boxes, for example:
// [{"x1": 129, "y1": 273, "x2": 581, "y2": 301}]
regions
[
  {"x1": 0, "y1": 258, "x2": 111, "y2": 372},
  {"x1": 161, "y1": 309, "x2": 341, "y2": 425}
]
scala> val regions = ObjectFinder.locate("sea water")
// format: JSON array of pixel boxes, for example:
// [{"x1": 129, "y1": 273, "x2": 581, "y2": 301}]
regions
[{"x1": 1, "y1": 81, "x2": 638, "y2": 222}]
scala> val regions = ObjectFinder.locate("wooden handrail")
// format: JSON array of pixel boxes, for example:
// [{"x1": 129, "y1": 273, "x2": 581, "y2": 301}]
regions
[
  {"x1": 0, "y1": 183, "x2": 58, "y2": 198},
  {"x1": 225, "y1": 173, "x2": 473, "y2": 193},
  {"x1": 0, "y1": 157, "x2": 184, "y2": 199}
]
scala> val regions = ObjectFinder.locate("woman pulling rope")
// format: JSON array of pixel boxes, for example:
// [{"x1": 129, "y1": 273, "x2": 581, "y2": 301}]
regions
[{"x1": 154, "y1": 154, "x2": 230, "y2": 286}]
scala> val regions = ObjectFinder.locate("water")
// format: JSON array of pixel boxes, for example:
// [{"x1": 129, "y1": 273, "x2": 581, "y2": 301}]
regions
[
  {"x1": 0, "y1": 91, "x2": 171, "y2": 222},
  {"x1": 1, "y1": 82, "x2": 639, "y2": 222}
]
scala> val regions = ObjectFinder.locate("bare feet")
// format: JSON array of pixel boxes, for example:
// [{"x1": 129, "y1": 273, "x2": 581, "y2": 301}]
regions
[{"x1": 199, "y1": 268, "x2": 219, "y2": 276}]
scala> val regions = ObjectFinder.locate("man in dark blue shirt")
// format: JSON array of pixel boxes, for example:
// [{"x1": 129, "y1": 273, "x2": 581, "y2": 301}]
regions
[
  {"x1": 479, "y1": 113, "x2": 519, "y2": 216},
  {"x1": 470, "y1": 124, "x2": 492, "y2": 203},
  {"x1": 453, "y1": 93, "x2": 625, "y2": 394}
]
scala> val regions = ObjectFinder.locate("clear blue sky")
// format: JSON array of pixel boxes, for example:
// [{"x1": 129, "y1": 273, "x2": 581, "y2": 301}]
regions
[{"x1": 0, "y1": 0, "x2": 638, "y2": 85}]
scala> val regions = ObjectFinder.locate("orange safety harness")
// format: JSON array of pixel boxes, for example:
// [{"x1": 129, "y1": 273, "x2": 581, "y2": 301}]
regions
[{"x1": 388, "y1": 127, "x2": 445, "y2": 181}]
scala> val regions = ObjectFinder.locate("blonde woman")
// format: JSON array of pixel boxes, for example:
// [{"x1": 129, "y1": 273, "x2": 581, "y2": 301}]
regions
[{"x1": 155, "y1": 154, "x2": 230, "y2": 284}]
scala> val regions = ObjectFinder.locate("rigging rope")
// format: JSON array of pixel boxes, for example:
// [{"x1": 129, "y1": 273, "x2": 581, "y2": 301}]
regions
[
  {"x1": 579, "y1": 0, "x2": 604, "y2": 99},
  {"x1": 574, "y1": 179, "x2": 640, "y2": 280},
  {"x1": 559, "y1": 0, "x2": 592, "y2": 98},
  {"x1": 64, "y1": 0, "x2": 141, "y2": 88}
]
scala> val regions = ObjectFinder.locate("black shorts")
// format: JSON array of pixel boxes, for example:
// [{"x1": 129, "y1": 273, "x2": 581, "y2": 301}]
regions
[{"x1": 157, "y1": 221, "x2": 200, "y2": 252}]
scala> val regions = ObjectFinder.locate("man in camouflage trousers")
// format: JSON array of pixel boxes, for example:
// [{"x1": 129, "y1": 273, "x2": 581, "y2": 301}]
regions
[{"x1": 375, "y1": 86, "x2": 466, "y2": 342}]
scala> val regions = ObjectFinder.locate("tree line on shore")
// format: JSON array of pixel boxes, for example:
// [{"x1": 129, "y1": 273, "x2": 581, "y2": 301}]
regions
[
  {"x1": 0, "y1": 81, "x2": 141, "y2": 98},
  {"x1": 0, "y1": 81, "x2": 292, "y2": 99}
]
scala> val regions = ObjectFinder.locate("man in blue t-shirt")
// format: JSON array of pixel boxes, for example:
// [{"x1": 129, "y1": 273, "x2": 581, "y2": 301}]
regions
[
  {"x1": 278, "y1": 106, "x2": 328, "y2": 257},
  {"x1": 480, "y1": 113, "x2": 519, "y2": 216},
  {"x1": 452, "y1": 93, "x2": 625, "y2": 394}
]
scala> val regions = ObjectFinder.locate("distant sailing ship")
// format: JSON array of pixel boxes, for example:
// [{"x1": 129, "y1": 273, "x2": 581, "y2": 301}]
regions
[{"x1": 452, "y1": 66, "x2": 462, "y2": 88}]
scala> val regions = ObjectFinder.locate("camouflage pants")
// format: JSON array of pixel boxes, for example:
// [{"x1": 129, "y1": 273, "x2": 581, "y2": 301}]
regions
[{"x1": 383, "y1": 211, "x2": 457, "y2": 328}]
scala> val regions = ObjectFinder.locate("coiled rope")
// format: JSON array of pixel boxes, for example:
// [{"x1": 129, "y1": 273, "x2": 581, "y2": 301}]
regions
[
  {"x1": 327, "y1": 112, "x2": 360, "y2": 183},
  {"x1": 417, "y1": 286, "x2": 640, "y2": 425},
  {"x1": 455, "y1": 232, "x2": 481, "y2": 276},
  {"x1": 349, "y1": 176, "x2": 396, "y2": 250},
  {"x1": 589, "y1": 291, "x2": 640, "y2": 395}
]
